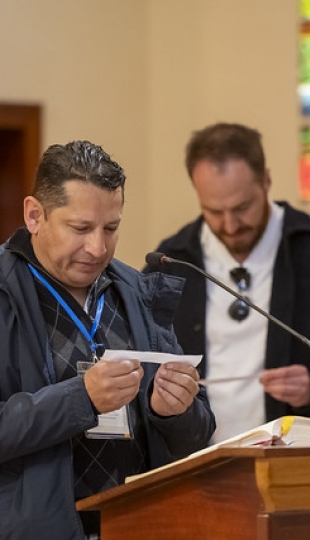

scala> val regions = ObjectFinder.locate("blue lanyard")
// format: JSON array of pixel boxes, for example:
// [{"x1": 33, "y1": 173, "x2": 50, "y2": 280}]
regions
[{"x1": 28, "y1": 263, "x2": 104, "y2": 355}]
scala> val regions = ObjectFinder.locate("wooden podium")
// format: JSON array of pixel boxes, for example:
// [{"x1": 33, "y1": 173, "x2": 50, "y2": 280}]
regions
[{"x1": 76, "y1": 445, "x2": 310, "y2": 539}]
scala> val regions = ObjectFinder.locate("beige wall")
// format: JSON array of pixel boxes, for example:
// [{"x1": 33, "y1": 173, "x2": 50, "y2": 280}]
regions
[{"x1": 0, "y1": 0, "x2": 302, "y2": 269}]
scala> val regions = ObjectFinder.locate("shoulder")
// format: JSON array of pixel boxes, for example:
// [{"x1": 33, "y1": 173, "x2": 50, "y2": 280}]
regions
[
  {"x1": 277, "y1": 202, "x2": 310, "y2": 265},
  {"x1": 107, "y1": 258, "x2": 185, "y2": 330},
  {"x1": 107, "y1": 258, "x2": 185, "y2": 296},
  {"x1": 279, "y1": 201, "x2": 310, "y2": 233},
  {"x1": 143, "y1": 217, "x2": 204, "y2": 272},
  {"x1": 157, "y1": 216, "x2": 203, "y2": 250},
  {"x1": 0, "y1": 242, "x2": 17, "y2": 283}
]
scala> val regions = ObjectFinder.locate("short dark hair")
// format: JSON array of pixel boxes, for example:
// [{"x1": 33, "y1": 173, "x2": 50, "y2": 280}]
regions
[
  {"x1": 32, "y1": 140, "x2": 126, "y2": 214},
  {"x1": 185, "y1": 123, "x2": 266, "y2": 179}
]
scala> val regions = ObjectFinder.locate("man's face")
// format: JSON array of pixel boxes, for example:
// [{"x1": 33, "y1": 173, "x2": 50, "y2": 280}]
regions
[
  {"x1": 191, "y1": 159, "x2": 271, "y2": 262},
  {"x1": 24, "y1": 180, "x2": 123, "y2": 300}
]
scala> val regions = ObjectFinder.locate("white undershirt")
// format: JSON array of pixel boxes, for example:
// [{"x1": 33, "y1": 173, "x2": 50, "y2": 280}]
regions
[{"x1": 201, "y1": 202, "x2": 284, "y2": 443}]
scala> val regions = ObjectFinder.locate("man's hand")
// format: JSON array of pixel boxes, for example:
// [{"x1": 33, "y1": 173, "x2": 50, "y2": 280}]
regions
[
  {"x1": 84, "y1": 359, "x2": 144, "y2": 413},
  {"x1": 259, "y1": 364, "x2": 310, "y2": 408},
  {"x1": 150, "y1": 362, "x2": 200, "y2": 417}
]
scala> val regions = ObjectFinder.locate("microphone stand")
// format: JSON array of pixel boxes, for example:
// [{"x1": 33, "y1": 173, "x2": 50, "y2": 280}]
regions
[{"x1": 148, "y1": 253, "x2": 310, "y2": 349}]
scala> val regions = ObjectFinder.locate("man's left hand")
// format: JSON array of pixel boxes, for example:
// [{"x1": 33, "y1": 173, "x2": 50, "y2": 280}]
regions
[
  {"x1": 259, "y1": 364, "x2": 310, "y2": 408},
  {"x1": 150, "y1": 362, "x2": 200, "y2": 417}
]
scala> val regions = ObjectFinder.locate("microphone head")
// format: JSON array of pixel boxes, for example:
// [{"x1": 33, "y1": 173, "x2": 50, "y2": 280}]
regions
[{"x1": 145, "y1": 252, "x2": 165, "y2": 266}]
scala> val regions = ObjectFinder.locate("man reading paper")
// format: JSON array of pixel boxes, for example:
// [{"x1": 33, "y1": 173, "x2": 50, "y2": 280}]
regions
[{"x1": 0, "y1": 140, "x2": 215, "y2": 539}]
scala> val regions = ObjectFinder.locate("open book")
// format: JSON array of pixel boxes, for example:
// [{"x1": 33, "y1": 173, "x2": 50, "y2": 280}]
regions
[
  {"x1": 125, "y1": 415, "x2": 310, "y2": 484},
  {"x1": 218, "y1": 415, "x2": 310, "y2": 447}
]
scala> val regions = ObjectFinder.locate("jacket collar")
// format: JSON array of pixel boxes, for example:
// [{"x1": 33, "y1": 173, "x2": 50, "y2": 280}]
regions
[{"x1": 279, "y1": 201, "x2": 310, "y2": 236}]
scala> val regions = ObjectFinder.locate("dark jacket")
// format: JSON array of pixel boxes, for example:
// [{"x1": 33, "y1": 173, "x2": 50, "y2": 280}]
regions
[
  {"x1": 144, "y1": 202, "x2": 310, "y2": 421},
  {"x1": 0, "y1": 247, "x2": 215, "y2": 540}
]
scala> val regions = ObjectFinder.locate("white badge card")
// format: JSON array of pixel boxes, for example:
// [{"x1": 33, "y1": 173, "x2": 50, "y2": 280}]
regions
[
  {"x1": 77, "y1": 360, "x2": 133, "y2": 439},
  {"x1": 86, "y1": 406, "x2": 132, "y2": 439}
]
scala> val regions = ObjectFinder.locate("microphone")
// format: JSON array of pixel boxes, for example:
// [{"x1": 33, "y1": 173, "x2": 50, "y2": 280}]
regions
[{"x1": 145, "y1": 251, "x2": 310, "y2": 349}]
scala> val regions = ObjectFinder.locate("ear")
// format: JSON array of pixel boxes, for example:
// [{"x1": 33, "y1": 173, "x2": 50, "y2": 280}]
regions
[
  {"x1": 24, "y1": 196, "x2": 44, "y2": 234},
  {"x1": 264, "y1": 169, "x2": 272, "y2": 192}
]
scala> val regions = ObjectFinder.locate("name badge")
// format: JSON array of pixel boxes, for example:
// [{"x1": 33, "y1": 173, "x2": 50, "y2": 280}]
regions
[{"x1": 77, "y1": 361, "x2": 133, "y2": 439}]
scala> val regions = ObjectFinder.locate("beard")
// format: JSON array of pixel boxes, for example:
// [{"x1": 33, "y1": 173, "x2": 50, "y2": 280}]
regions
[{"x1": 215, "y1": 200, "x2": 270, "y2": 260}]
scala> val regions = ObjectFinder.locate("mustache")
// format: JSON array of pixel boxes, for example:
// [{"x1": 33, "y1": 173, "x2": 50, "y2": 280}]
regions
[
  {"x1": 219, "y1": 227, "x2": 252, "y2": 237},
  {"x1": 75, "y1": 258, "x2": 105, "y2": 265}
]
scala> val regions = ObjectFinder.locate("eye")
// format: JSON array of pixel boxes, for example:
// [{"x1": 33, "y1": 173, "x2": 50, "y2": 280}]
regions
[
  {"x1": 71, "y1": 225, "x2": 90, "y2": 233},
  {"x1": 104, "y1": 225, "x2": 119, "y2": 234},
  {"x1": 206, "y1": 209, "x2": 222, "y2": 217},
  {"x1": 236, "y1": 202, "x2": 251, "y2": 213}
]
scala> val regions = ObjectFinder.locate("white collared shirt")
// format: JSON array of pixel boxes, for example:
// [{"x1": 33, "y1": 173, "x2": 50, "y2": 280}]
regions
[{"x1": 201, "y1": 202, "x2": 284, "y2": 443}]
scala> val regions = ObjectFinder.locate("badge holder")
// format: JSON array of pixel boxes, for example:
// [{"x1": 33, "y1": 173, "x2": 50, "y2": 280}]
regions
[{"x1": 77, "y1": 361, "x2": 133, "y2": 439}]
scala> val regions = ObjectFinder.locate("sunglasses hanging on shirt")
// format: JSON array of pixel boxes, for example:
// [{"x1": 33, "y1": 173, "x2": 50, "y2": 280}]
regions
[{"x1": 228, "y1": 267, "x2": 251, "y2": 322}]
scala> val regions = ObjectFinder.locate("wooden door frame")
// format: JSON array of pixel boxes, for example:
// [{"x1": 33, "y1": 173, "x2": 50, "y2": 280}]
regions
[{"x1": 0, "y1": 102, "x2": 41, "y2": 197}]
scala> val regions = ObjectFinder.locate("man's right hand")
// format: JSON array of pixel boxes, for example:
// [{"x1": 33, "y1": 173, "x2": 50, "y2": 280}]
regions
[{"x1": 83, "y1": 359, "x2": 144, "y2": 413}]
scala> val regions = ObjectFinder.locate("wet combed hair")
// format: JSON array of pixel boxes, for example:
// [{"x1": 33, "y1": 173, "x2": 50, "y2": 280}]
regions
[
  {"x1": 32, "y1": 140, "x2": 126, "y2": 214},
  {"x1": 185, "y1": 123, "x2": 266, "y2": 180}
]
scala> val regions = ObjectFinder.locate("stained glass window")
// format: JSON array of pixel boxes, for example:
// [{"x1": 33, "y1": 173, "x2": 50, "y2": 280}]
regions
[{"x1": 298, "y1": 1, "x2": 310, "y2": 199}]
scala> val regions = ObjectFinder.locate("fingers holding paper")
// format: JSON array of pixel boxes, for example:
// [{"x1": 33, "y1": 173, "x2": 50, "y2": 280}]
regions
[
  {"x1": 150, "y1": 362, "x2": 200, "y2": 417},
  {"x1": 259, "y1": 364, "x2": 310, "y2": 408},
  {"x1": 84, "y1": 359, "x2": 144, "y2": 414}
]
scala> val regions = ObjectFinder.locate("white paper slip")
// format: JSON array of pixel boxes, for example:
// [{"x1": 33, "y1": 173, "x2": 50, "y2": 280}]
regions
[{"x1": 102, "y1": 349, "x2": 202, "y2": 367}]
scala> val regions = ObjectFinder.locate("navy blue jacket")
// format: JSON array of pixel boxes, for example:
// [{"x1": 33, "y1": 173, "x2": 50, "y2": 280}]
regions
[
  {"x1": 144, "y1": 202, "x2": 310, "y2": 421},
  {"x1": 0, "y1": 246, "x2": 215, "y2": 539}
]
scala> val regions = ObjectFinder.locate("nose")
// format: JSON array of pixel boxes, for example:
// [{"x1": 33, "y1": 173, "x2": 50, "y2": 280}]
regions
[
  {"x1": 85, "y1": 231, "x2": 106, "y2": 258},
  {"x1": 222, "y1": 212, "x2": 240, "y2": 235}
]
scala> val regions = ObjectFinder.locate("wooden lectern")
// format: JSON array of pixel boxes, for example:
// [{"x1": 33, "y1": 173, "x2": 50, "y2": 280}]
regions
[{"x1": 76, "y1": 445, "x2": 310, "y2": 539}]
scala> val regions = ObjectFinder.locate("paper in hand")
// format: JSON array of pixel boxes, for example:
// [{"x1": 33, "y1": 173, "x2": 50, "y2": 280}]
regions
[{"x1": 102, "y1": 349, "x2": 202, "y2": 367}]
